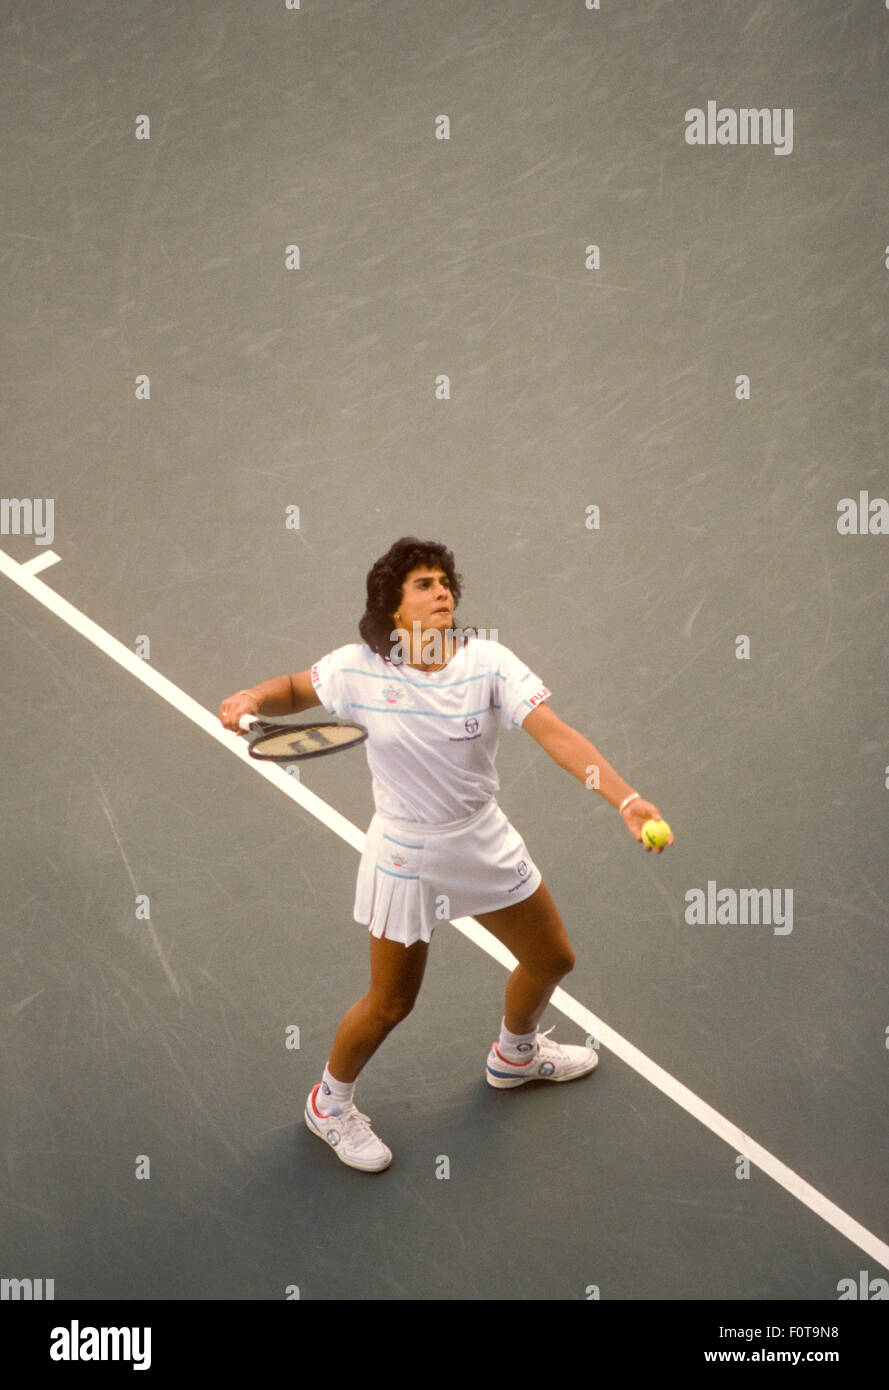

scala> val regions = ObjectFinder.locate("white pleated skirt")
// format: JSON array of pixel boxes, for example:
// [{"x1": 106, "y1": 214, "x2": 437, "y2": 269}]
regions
[{"x1": 353, "y1": 798, "x2": 542, "y2": 946}]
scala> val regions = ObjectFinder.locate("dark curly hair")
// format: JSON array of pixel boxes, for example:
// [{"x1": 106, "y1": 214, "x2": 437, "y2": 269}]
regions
[{"x1": 359, "y1": 537, "x2": 467, "y2": 661}]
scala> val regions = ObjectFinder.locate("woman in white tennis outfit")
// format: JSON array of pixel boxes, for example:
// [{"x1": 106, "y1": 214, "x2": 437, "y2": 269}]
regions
[{"x1": 219, "y1": 537, "x2": 673, "y2": 1173}]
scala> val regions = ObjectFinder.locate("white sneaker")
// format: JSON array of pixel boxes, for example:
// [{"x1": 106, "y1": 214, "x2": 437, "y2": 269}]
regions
[
  {"x1": 486, "y1": 1027, "x2": 599, "y2": 1089},
  {"x1": 304, "y1": 1084, "x2": 392, "y2": 1172}
]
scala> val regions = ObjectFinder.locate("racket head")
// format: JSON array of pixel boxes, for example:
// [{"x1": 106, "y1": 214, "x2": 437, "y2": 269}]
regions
[{"x1": 243, "y1": 717, "x2": 368, "y2": 763}]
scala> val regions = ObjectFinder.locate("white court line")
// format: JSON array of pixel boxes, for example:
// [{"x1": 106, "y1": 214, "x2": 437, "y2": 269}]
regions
[
  {"x1": 2, "y1": 542, "x2": 888, "y2": 1275},
  {"x1": 20, "y1": 549, "x2": 61, "y2": 575}
]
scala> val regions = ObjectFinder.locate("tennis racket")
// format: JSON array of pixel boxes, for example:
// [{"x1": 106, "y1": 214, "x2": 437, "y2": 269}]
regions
[{"x1": 238, "y1": 713, "x2": 368, "y2": 763}]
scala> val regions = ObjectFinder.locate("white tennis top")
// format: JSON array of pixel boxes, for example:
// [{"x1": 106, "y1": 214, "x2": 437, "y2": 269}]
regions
[{"x1": 310, "y1": 638, "x2": 551, "y2": 824}]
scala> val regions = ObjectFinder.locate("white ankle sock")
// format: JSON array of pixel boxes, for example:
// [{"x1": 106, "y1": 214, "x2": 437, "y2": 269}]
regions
[
  {"x1": 498, "y1": 1019, "x2": 538, "y2": 1062},
  {"x1": 316, "y1": 1064, "x2": 355, "y2": 1116}
]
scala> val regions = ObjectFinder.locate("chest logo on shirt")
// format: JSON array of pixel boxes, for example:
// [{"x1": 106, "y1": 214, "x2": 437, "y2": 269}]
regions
[
  {"x1": 381, "y1": 684, "x2": 408, "y2": 705},
  {"x1": 448, "y1": 715, "x2": 483, "y2": 743}
]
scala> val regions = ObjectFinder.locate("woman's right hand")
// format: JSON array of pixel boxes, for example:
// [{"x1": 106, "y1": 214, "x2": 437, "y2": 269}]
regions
[{"x1": 219, "y1": 689, "x2": 261, "y2": 734}]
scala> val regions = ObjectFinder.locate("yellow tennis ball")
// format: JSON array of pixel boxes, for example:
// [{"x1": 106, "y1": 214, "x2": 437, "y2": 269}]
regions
[{"x1": 642, "y1": 818, "x2": 671, "y2": 849}]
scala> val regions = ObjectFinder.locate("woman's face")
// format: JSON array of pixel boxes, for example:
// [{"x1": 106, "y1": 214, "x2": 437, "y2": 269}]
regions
[{"x1": 393, "y1": 566, "x2": 455, "y2": 640}]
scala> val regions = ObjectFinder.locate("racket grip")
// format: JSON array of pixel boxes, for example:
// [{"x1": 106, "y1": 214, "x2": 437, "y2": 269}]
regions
[{"x1": 238, "y1": 714, "x2": 259, "y2": 731}]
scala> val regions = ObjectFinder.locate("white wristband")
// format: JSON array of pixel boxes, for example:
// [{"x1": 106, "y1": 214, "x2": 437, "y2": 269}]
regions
[{"x1": 619, "y1": 792, "x2": 639, "y2": 814}]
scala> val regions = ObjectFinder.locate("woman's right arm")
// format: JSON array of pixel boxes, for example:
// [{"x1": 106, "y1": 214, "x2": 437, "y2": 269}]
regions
[{"x1": 219, "y1": 669, "x2": 321, "y2": 732}]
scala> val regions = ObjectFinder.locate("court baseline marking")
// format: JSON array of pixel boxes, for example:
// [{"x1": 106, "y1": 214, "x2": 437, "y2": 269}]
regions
[{"x1": 2, "y1": 543, "x2": 887, "y2": 1275}]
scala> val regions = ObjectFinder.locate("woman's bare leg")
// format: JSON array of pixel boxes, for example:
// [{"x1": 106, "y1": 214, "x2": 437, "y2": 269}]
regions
[
  {"x1": 475, "y1": 880, "x2": 575, "y2": 1034},
  {"x1": 326, "y1": 933, "x2": 429, "y2": 1084}
]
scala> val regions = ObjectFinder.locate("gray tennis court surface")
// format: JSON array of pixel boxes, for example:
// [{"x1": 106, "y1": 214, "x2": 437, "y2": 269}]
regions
[{"x1": 2, "y1": 0, "x2": 888, "y2": 1311}]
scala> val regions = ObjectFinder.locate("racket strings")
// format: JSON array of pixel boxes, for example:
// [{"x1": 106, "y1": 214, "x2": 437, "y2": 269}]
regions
[{"x1": 250, "y1": 723, "x2": 365, "y2": 759}]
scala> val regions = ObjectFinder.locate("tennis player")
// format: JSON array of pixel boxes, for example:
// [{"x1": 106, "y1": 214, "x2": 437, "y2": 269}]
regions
[{"x1": 219, "y1": 537, "x2": 673, "y2": 1173}]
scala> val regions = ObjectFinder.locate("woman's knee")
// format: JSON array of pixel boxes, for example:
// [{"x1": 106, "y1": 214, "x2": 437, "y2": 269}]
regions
[
  {"x1": 546, "y1": 941, "x2": 576, "y2": 980},
  {"x1": 368, "y1": 936, "x2": 428, "y2": 1026},
  {"x1": 524, "y1": 939, "x2": 575, "y2": 982},
  {"x1": 561, "y1": 941, "x2": 577, "y2": 976},
  {"x1": 369, "y1": 988, "x2": 419, "y2": 1029}
]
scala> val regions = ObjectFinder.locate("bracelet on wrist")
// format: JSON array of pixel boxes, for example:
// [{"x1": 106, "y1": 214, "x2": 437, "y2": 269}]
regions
[{"x1": 619, "y1": 792, "x2": 639, "y2": 814}]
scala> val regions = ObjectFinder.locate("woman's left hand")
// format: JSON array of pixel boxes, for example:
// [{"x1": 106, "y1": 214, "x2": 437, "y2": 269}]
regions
[{"x1": 620, "y1": 798, "x2": 674, "y2": 852}]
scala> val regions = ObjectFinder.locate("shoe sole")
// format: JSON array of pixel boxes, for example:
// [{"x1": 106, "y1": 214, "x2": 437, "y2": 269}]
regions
[
  {"x1": 304, "y1": 1105, "x2": 393, "y2": 1172},
  {"x1": 486, "y1": 1053, "x2": 600, "y2": 1089}
]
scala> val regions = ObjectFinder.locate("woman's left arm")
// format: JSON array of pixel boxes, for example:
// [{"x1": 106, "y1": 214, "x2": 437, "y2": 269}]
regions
[{"x1": 521, "y1": 704, "x2": 674, "y2": 852}]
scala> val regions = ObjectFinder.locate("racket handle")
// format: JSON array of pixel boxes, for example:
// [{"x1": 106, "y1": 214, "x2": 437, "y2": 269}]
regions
[{"x1": 238, "y1": 714, "x2": 259, "y2": 731}]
